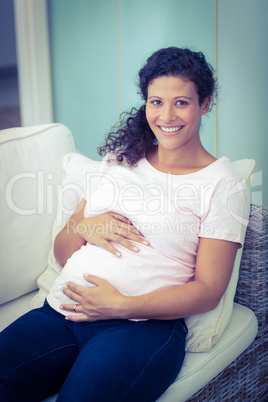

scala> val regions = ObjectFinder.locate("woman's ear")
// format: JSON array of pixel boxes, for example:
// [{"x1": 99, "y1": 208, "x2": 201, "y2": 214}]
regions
[{"x1": 201, "y1": 97, "x2": 211, "y2": 115}]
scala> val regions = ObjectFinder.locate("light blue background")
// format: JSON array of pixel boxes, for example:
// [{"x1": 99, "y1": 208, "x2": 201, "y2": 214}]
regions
[
  {"x1": 217, "y1": 0, "x2": 268, "y2": 207},
  {"x1": 48, "y1": 0, "x2": 268, "y2": 206},
  {"x1": 48, "y1": 0, "x2": 214, "y2": 158}
]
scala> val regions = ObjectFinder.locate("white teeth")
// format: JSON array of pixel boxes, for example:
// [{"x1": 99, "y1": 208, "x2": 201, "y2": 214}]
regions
[{"x1": 160, "y1": 126, "x2": 182, "y2": 132}]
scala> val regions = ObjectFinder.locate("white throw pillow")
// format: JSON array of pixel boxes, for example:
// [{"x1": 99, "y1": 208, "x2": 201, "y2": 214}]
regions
[
  {"x1": 31, "y1": 153, "x2": 101, "y2": 308},
  {"x1": 32, "y1": 154, "x2": 255, "y2": 354}
]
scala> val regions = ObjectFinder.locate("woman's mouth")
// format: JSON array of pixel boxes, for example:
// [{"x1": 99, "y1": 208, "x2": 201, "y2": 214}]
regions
[{"x1": 158, "y1": 126, "x2": 184, "y2": 136}]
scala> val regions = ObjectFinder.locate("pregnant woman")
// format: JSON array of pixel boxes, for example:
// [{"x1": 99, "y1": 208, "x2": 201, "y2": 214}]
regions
[{"x1": 0, "y1": 47, "x2": 249, "y2": 402}]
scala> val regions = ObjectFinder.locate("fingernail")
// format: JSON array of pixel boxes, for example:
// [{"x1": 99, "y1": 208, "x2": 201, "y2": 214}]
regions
[
  {"x1": 65, "y1": 316, "x2": 69, "y2": 320},
  {"x1": 143, "y1": 240, "x2": 149, "y2": 245},
  {"x1": 133, "y1": 246, "x2": 139, "y2": 252},
  {"x1": 116, "y1": 252, "x2": 121, "y2": 257}
]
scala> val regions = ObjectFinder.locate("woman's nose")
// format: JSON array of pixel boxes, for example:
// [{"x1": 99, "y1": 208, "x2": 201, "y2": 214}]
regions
[{"x1": 161, "y1": 106, "x2": 175, "y2": 122}]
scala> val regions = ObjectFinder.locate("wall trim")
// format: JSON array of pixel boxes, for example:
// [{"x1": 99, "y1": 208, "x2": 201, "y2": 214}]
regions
[
  {"x1": 213, "y1": 0, "x2": 218, "y2": 158},
  {"x1": 13, "y1": 0, "x2": 53, "y2": 126},
  {"x1": 116, "y1": 0, "x2": 123, "y2": 117}
]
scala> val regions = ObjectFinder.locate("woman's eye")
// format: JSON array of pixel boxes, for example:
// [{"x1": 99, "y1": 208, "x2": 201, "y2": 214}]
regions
[
  {"x1": 151, "y1": 100, "x2": 162, "y2": 106},
  {"x1": 176, "y1": 100, "x2": 187, "y2": 106}
]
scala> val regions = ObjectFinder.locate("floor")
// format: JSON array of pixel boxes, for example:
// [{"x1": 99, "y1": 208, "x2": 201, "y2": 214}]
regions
[{"x1": 0, "y1": 73, "x2": 21, "y2": 130}]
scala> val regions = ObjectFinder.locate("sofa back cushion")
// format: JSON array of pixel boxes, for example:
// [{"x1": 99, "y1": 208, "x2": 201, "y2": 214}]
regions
[{"x1": 0, "y1": 124, "x2": 75, "y2": 304}]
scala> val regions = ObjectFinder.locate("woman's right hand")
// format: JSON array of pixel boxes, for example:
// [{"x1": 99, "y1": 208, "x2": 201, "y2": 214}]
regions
[
  {"x1": 76, "y1": 212, "x2": 149, "y2": 257},
  {"x1": 54, "y1": 198, "x2": 149, "y2": 266}
]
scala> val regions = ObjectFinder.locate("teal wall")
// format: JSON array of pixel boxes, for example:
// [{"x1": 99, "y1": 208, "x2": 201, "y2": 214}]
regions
[
  {"x1": 48, "y1": 0, "x2": 267, "y2": 206},
  {"x1": 48, "y1": 0, "x2": 214, "y2": 160},
  {"x1": 217, "y1": 0, "x2": 268, "y2": 207}
]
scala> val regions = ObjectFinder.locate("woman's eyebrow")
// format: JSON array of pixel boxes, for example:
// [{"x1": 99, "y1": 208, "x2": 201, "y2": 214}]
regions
[
  {"x1": 148, "y1": 95, "x2": 162, "y2": 99},
  {"x1": 148, "y1": 95, "x2": 192, "y2": 100},
  {"x1": 174, "y1": 96, "x2": 192, "y2": 100}
]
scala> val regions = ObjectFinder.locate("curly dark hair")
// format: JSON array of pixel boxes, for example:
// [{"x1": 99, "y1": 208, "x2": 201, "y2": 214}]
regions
[{"x1": 98, "y1": 47, "x2": 216, "y2": 166}]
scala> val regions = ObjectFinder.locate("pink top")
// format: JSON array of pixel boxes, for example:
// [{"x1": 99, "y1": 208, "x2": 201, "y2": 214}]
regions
[{"x1": 47, "y1": 156, "x2": 250, "y2": 317}]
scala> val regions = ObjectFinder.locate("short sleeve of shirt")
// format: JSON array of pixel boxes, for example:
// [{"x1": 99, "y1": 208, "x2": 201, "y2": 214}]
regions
[{"x1": 199, "y1": 178, "x2": 250, "y2": 247}]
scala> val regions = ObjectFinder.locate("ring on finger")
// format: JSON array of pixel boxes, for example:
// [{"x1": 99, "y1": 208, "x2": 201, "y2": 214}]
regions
[{"x1": 73, "y1": 304, "x2": 78, "y2": 312}]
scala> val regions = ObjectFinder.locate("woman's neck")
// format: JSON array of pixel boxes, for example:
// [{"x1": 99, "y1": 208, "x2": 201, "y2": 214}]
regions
[{"x1": 147, "y1": 142, "x2": 216, "y2": 175}]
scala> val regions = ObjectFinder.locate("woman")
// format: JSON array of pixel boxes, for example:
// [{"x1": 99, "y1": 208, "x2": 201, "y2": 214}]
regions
[{"x1": 0, "y1": 47, "x2": 249, "y2": 401}]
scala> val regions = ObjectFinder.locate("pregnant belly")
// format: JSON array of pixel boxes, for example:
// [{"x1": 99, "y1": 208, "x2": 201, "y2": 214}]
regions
[{"x1": 52, "y1": 241, "x2": 194, "y2": 299}]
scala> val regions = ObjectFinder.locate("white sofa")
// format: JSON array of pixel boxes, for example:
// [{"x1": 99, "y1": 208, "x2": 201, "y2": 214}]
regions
[{"x1": 1, "y1": 123, "x2": 265, "y2": 401}]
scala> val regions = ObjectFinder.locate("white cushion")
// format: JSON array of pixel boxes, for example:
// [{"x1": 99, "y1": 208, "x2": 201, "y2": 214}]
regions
[
  {"x1": 31, "y1": 153, "x2": 101, "y2": 308},
  {"x1": 0, "y1": 124, "x2": 75, "y2": 304},
  {"x1": 158, "y1": 303, "x2": 258, "y2": 401},
  {"x1": 32, "y1": 154, "x2": 255, "y2": 354},
  {"x1": 0, "y1": 291, "x2": 38, "y2": 332}
]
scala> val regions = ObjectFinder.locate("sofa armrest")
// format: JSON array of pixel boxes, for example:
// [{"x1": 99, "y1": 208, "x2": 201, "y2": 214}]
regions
[
  {"x1": 188, "y1": 204, "x2": 267, "y2": 401},
  {"x1": 235, "y1": 204, "x2": 268, "y2": 340}
]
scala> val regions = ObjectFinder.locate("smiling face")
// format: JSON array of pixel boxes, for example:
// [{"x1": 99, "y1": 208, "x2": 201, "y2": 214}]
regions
[{"x1": 145, "y1": 75, "x2": 210, "y2": 155}]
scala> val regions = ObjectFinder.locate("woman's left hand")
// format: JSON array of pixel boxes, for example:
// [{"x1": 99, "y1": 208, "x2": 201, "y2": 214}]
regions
[{"x1": 60, "y1": 274, "x2": 126, "y2": 322}]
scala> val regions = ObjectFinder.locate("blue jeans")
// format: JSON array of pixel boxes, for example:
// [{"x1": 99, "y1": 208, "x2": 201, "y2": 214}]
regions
[{"x1": 0, "y1": 300, "x2": 187, "y2": 402}]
